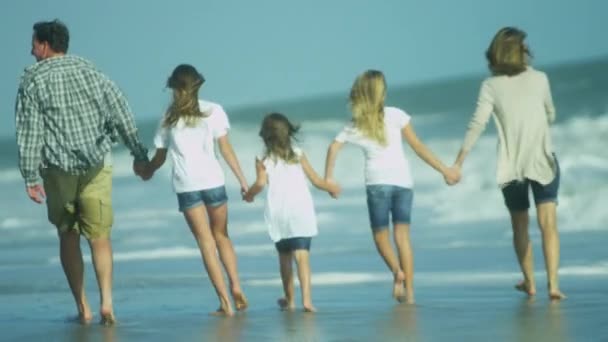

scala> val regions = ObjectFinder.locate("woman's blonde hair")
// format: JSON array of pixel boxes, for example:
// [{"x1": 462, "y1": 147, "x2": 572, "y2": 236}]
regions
[
  {"x1": 349, "y1": 70, "x2": 387, "y2": 145},
  {"x1": 163, "y1": 64, "x2": 206, "y2": 127},
  {"x1": 259, "y1": 112, "x2": 300, "y2": 164},
  {"x1": 486, "y1": 27, "x2": 531, "y2": 76}
]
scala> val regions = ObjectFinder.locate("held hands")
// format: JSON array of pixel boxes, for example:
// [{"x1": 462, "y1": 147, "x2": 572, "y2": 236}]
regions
[
  {"x1": 243, "y1": 191, "x2": 255, "y2": 203},
  {"x1": 443, "y1": 165, "x2": 461, "y2": 186},
  {"x1": 240, "y1": 181, "x2": 249, "y2": 199},
  {"x1": 133, "y1": 160, "x2": 154, "y2": 181}
]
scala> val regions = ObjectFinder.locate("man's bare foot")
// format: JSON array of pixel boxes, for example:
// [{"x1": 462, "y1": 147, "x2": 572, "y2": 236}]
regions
[
  {"x1": 277, "y1": 297, "x2": 295, "y2": 311},
  {"x1": 232, "y1": 291, "x2": 248, "y2": 311},
  {"x1": 549, "y1": 290, "x2": 566, "y2": 301},
  {"x1": 99, "y1": 309, "x2": 116, "y2": 326},
  {"x1": 392, "y1": 271, "x2": 406, "y2": 303},
  {"x1": 515, "y1": 281, "x2": 537, "y2": 296}
]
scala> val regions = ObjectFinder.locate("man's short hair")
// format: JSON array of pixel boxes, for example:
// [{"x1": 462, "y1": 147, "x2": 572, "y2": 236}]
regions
[{"x1": 33, "y1": 19, "x2": 69, "y2": 53}]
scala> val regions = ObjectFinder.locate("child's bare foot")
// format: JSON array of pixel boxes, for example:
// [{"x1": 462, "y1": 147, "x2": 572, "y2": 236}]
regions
[
  {"x1": 232, "y1": 291, "x2": 249, "y2": 311},
  {"x1": 277, "y1": 297, "x2": 295, "y2": 311},
  {"x1": 211, "y1": 298, "x2": 234, "y2": 317},
  {"x1": 99, "y1": 308, "x2": 116, "y2": 326},
  {"x1": 211, "y1": 307, "x2": 234, "y2": 317},
  {"x1": 66, "y1": 312, "x2": 93, "y2": 325},
  {"x1": 392, "y1": 271, "x2": 406, "y2": 303},
  {"x1": 515, "y1": 281, "x2": 536, "y2": 296}
]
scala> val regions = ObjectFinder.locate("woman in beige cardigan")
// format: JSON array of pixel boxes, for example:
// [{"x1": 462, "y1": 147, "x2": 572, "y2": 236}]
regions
[{"x1": 453, "y1": 27, "x2": 565, "y2": 300}]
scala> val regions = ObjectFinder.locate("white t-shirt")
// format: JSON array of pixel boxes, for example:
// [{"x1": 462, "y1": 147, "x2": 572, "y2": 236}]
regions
[
  {"x1": 259, "y1": 147, "x2": 318, "y2": 242},
  {"x1": 335, "y1": 106, "x2": 413, "y2": 188},
  {"x1": 153, "y1": 99, "x2": 230, "y2": 193}
]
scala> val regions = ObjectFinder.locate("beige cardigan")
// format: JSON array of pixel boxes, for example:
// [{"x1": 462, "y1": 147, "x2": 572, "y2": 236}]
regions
[{"x1": 461, "y1": 67, "x2": 557, "y2": 186}]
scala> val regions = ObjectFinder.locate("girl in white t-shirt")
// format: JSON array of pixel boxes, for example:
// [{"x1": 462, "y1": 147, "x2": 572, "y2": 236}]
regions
[
  {"x1": 324, "y1": 70, "x2": 459, "y2": 304},
  {"x1": 142, "y1": 64, "x2": 249, "y2": 316},
  {"x1": 243, "y1": 113, "x2": 339, "y2": 312}
]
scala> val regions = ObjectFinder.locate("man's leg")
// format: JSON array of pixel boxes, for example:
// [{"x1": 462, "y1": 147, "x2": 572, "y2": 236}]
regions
[
  {"x1": 79, "y1": 166, "x2": 116, "y2": 324},
  {"x1": 87, "y1": 236, "x2": 114, "y2": 323},
  {"x1": 59, "y1": 230, "x2": 93, "y2": 323},
  {"x1": 43, "y1": 167, "x2": 91, "y2": 322}
]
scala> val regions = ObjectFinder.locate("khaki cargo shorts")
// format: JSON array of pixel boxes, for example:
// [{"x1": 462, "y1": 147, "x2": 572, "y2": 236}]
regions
[{"x1": 42, "y1": 165, "x2": 114, "y2": 239}]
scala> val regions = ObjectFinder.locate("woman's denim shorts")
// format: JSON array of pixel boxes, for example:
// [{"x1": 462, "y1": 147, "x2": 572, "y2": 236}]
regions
[
  {"x1": 366, "y1": 185, "x2": 413, "y2": 231},
  {"x1": 501, "y1": 155, "x2": 560, "y2": 211},
  {"x1": 176, "y1": 186, "x2": 228, "y2": 212}
]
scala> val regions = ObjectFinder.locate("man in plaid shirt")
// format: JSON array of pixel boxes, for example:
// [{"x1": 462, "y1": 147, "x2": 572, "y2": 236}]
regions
[{"x1": 15, "y1": 19, "x2": 148, "y2": 325}]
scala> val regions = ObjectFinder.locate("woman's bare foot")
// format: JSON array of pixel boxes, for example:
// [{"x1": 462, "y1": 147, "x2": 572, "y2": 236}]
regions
[
  {"x1": 303, "y1": 304, "x2": 317, "y2": 313},
  {"x1": 515, "y1": 281, "x2": 537, "y2": 296},
  {"x1": 99, "y1": 308, "x2": 116, "y2": 326},
  {"x1": 232, "y1": 291, "x2": 248, "y2": 311},
  {"x1": 549, "y1": 290, "x2": 566, "y2": 300},
  {"x1": 392, "y1": 271, "x2": 406, "y2": 303},
  {"x1": 277, "y1": 297, "x2": 295, "y2": 311}
]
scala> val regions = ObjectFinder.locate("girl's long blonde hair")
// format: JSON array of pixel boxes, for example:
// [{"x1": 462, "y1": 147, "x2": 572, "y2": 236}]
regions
[
  {"x1": 350, "y1": 70, "x2": 387, "y2": 145},
  {"x1": 163, "y1": 64, "x2": 206, "y2": 127},
  {"x1": 259, "y1": 112, "x2": 300, "y2": 164}
]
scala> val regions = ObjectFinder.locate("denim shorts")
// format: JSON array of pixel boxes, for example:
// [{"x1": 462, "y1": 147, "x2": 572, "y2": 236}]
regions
[
  {"x1": 176, "y1": 186, "x2": 228, "y2": 211},
  {"x1": 501, "y1": 156, "x2": 560, "y2": 211},
  {"x1": 366, "y1": 185, "x2": 413, "y2": 231},
  {"x1": 275, "y1": 237, "x2": 312, "y2": 253}
]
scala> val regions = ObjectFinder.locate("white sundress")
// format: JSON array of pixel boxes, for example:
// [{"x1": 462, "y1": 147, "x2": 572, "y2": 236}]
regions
[{"x1": 260, "y1": 148, "x2": 318, "y2": 243}]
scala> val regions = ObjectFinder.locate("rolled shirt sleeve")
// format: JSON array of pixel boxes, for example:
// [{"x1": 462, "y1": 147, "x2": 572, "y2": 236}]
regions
[
  {"x1": 104, "y1": 80, "x2": 149, "y2": 161},
  {"x1": 15, "y1": 83, "x2": 44, "y2": 187}
]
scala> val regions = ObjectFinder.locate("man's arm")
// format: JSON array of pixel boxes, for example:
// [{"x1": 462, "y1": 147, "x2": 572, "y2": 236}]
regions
[
  {"x1": 15, "y1": 84, "x2": 44, "y2": 187},
  {"x1": 103, "y1": 79, "x2": 148, "y2": 162}
]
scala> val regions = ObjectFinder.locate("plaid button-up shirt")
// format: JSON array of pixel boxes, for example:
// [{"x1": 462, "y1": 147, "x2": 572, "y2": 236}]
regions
[{"x1": 15, "y1": 55, "x2": 148, "y2": 186}]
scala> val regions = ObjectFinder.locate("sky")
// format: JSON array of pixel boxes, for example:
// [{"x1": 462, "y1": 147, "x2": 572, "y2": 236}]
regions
[{"x1": 1, "y1": 0, "x2": 607, "y2": 136}]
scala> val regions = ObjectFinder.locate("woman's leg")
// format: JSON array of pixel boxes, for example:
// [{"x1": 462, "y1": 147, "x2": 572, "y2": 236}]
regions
[
  {"x1": 536, "y1": 202, "x2": 565, "y2": 299},
  {"x1": 183, "y1": 205, "x2": 233, "y2": 316},
  {"x1": 510, "y1": 210, "x2": 537, "y2": 296},
  {"x1": 207, "y1": 203, "x2": 248, "y2": 310}
]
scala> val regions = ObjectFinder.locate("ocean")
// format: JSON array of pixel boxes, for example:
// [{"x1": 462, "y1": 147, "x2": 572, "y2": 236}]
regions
[{"x1": 1, "y1": 57, "x2": 607, "y2": 341}]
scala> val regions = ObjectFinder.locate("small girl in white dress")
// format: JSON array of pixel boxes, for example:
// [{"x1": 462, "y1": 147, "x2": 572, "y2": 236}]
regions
[{"x1": 244, "y1": 113, "x2": 339, "y2": 312}]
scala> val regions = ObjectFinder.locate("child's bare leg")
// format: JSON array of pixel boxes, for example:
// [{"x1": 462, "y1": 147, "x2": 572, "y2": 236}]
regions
[
  {"x1": 293, "y1": 249, "x2": 315, "y2": 312},
  {"x1": 184, "y1": 206, "x2": 233, "y2": 316},
  {"x1": 510, "y1": 210, "x2": 537, "y2": 296},
  {"x1": 208, "y1": 203, "x2": 248, "y2": 311},
  {"x1": 393, "y1": 223, "x2": 414, "y2": 304},
  {"x1": 536, "y1": 202, "x2": 565, "y2": 300},
  {"x1": 372, "y1": 228, "x2": 405, "y2": 302},
  {"x1": 277, "y1": 252, "x2": 295, "y2": 311}
]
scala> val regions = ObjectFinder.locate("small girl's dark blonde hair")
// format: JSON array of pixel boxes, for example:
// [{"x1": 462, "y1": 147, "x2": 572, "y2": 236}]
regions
[{"x1": 259, "y1": 112, "x2": 300, "y2": 164}]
